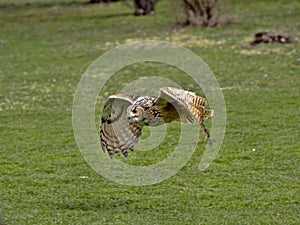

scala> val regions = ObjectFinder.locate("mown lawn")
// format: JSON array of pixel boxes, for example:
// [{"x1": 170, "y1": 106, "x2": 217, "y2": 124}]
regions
[{"x1": 0, "y1": 0, "x2": 299, "y2": 224}]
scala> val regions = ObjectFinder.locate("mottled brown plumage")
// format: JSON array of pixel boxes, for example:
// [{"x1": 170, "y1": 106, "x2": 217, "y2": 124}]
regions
[{"x1": 100, "y1": 87, "x2": 214, "y2": 158}]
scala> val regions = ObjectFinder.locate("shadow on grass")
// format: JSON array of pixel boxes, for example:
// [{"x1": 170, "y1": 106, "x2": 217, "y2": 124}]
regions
[
  {"x1": 88, "y1": 12, "x2": 133, "y2": 20},
  {"x1": 0, "y1": 1, "x2": 133, "y2": 19},
  {"x1": 0, "y1": 1, "x2": 95, "y2": 9},
  {"x1": 0, "y1": 215, "x2": 5, "y2": 225}
]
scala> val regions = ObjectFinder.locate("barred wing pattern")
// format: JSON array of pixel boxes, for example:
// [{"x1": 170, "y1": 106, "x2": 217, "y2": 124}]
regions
[{"x1": 100, "y1": 94, "x2": 143, "y2": 158}]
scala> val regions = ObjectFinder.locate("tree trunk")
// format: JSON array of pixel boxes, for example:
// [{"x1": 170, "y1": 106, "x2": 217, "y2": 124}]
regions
[
  {"x1": 134, "y1": 0, "x2": 155, "y2": 15},
  {"x1": 183, "y1": 0, "x2": 219, "y2": 27}
]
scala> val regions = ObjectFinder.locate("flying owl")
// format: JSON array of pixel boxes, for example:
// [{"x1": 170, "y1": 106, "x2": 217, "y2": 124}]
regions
[{"x1": 100, "y1": 87, "x2": 214, "y2": 158}]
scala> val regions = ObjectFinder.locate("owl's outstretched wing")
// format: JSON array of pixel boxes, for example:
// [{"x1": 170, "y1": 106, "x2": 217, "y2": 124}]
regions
[
  {"x1": 156, "y1": 87, "x2": 214, "y2": 143},
  {"x1": 100, "y1": 94, "x2": 143, "y2": 158}
]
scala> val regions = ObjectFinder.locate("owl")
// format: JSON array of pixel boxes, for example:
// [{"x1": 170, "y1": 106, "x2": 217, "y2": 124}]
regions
[{"x1": 100, "y1": 87, "x2": 214, "y2": 158}]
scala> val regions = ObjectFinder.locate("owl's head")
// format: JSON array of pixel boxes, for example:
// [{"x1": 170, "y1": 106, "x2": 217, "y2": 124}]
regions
[
  {"x1": 126, "y1": 105, "x2": 144, "y2": 123},
  {"x1": 126, "y1": 97, "x2": 156, "y2": 124}
]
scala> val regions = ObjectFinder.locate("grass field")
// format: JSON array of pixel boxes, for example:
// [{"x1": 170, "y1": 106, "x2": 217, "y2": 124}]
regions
[{"x1": 0, "y1": 0, "x2": 299, "y2": 224}]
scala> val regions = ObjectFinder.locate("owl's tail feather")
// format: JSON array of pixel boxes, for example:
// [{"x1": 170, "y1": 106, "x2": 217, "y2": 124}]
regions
[{"x1": 204, "y1": 109, "x2": 214, "y2": 119}]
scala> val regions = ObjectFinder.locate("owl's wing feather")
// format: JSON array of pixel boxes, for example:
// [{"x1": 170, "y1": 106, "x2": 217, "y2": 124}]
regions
[
  {"x1": 100, "y1": 94, "x2": 143, "y2": 158},
  {"x1": 156, "y1": 87, "x2": 213, "y2": 143},
  {"x1": 156, "y1": 88, "x2": 195, "y2": 123}
]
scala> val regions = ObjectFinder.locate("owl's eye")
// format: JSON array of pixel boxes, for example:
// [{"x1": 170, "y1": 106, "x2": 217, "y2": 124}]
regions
[{"x1": 132, "y1": 108, "x2": 137, "y2": 114}]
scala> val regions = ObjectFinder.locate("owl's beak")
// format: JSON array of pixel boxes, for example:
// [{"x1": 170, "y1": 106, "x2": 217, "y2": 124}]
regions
[
  {"x1": 126, "y1": 112, "x2": 133, "y2": 121},
  {"x1": 126, "y1": 112, "x2": 134, "y2": 119}
]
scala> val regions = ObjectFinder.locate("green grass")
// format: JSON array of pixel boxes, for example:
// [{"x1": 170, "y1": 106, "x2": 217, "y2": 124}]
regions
[{"x1": 1, "y1": 0, "x2": 299, "y2": 224}]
